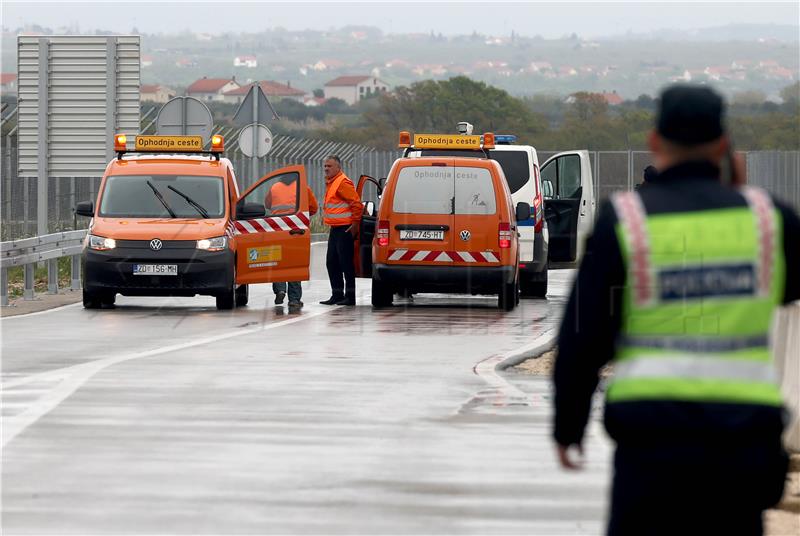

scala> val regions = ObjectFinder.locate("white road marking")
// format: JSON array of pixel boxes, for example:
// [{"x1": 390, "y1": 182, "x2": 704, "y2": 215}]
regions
[
  {"x1": 1, "y1": 306, "x2": 337, "y2": 448},
  {"x1": 1, "y1": 301, "x2": 82, "y2": 320}
]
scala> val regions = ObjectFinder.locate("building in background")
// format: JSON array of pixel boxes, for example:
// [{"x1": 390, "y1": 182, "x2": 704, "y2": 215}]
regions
[
  {"x1": 186, "y1": 77, "x2": 240, "y2": 102},
  {"x1": 223, "y1": 80, "x2": 308, "y2": 105},
  {"x1": 323, "y1": 76, "x2": 389, "y2": 105},
  {"x1": 234, "y1": 55, "x2": 258, "y2": 68},
  {"x1": 1, "y1": 73, "x2": 17, "y2": 96},
  {"x1": 140, "y1": 84, "x2": 175, "y2": 104}
]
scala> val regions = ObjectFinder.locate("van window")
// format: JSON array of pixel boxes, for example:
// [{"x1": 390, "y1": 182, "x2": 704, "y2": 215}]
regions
[
  {"x1": 99, "y1": 175, "x2": 225, "y2": 218},
  {"x1": 416, "y1": 149, "x2": 529, "y2": 194},
  {"x1": 454, "y1": 167, "x2": 496, "y2": 215},
  {"x1": 559, "y1": 155, "x2": 582, "y2": 198},
  {"x1": 392, "y1": 167, "x2": 453, "y2": 214}
]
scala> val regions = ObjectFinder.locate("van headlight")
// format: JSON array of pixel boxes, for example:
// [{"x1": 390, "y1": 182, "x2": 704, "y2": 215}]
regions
[
  {"x1": 196, "y1": 236, "x2": 227, "y2": 252},
  {"x1": 88, "y1": 234, "x2": 116, "y2": 251}
]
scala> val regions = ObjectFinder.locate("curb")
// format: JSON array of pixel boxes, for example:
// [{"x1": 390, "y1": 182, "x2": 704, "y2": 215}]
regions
[{"x1": 495, "y1": 329, "x2": 557, "y2": 370}]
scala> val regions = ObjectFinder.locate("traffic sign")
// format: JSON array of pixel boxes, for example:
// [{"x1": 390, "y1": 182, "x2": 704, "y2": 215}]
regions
[
  {"x1": 232, "y1": 83, "x2": 280, "y2": 126},
  {"x1": 238, "y1": 124, "x2": 274, "y2": 158},
  {"x1": 156, "y1": 97, "x2": 214, "y2": 144}
]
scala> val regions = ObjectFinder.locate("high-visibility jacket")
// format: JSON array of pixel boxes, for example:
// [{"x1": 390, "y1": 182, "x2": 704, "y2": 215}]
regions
[
  {"x1": 265, "y1": 183, "x2": 318, "y2": 216},
  {"x1": 607, "y1": 186, "x2": 784, "y2": 408},
  {"x1": 323, "y1": 172, "x2": 362, "y2": 227}
]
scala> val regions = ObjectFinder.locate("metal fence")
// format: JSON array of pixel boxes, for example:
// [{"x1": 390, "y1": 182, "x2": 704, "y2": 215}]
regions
[{"x1": 1, "y1": 116, "x2": 798, "y2": 240}]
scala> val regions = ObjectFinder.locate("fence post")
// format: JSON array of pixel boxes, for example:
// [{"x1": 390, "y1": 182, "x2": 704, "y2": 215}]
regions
[
  {"x1": 47, "y1": 258, "x2": 59, "y2": 294},
  {"x1": 23, "y1": 263, "x2": 34, "y2": 300},
  {"x1": 1, "y1": 266, "x2": 8, "y2": 306},
  {"x1": 71, "y1": 254, "x2": 81, "y2": 290}
]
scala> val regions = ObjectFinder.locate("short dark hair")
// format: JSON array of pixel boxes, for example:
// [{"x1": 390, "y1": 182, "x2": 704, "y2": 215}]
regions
[
  {"x1": 643, "y1": 165, "x2": 658, "y2": 183},
  {"x1": 324, "y1": 155, "x2": 342, "y2": 166}
]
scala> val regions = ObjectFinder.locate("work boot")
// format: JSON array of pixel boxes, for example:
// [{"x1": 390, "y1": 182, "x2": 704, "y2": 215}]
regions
[
  {"x1": 274, "y1": 291, "x2": 286, "y2": 305},
  {"x1": 334, "y1": 295, "x2": 356, "y2": 306},
  {"x1": 288, "y1": 300, "x2": 303, "y2": 309},
  {"x1": 320, "y1": 295, "x2": 343, "y2": 305}
]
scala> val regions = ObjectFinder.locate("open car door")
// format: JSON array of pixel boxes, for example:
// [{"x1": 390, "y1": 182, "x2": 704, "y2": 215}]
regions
[
  {"x1": 540, "y1": 151, "x2": 595, "y2": 268},
  {"x1": 232, "y1": 165, "x2": 311, "y2": 284},
  {"x1": 354, "y1": 174, "x2": 381, "y2": 278}
]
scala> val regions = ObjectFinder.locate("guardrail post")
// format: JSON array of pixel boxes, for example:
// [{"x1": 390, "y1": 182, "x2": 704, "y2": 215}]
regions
[
  {"x1": 47, "y1": 258, "x2": 58, "y2": 294},
  {"x1": 71, "y1": 254, "x2": 81, "y2": 290},
  {"x1": 1, "y1": 266, "x2": 8, "y2": 306},
  {"x1": 23, "y1": 264, "x2": 35, "y2": 300}
]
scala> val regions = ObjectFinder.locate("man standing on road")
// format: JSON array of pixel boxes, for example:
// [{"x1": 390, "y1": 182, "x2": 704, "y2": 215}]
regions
[
  {"x1": 552, "y1": 84, "x2": 800, "y2": 536},
  {"x1": 265, "y1": 175, "x2": 318, "y2": 308},
  {"x1": 319, "y1": 155, "x2": 362, "y2": 306}
]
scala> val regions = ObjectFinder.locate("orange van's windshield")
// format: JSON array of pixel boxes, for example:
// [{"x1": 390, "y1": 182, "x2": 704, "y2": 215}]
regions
[
  {"x1": 392, "y1": 166, "x2": 497, "y2": 215},
  {"x1": 99, "y1": 175, "x2": 225, "y2": 218}
]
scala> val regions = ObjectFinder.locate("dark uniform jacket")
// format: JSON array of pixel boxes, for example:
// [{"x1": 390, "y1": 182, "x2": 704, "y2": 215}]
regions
[{"x1": 553, "y1": 161, "x2": 800, "y2": 448}]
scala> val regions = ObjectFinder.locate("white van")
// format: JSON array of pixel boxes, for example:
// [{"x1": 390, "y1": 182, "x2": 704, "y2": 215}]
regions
[
  {"x1": 408, "y1": 133, "x2": 550, "y2": 297},
  {"x1": 539, "y1": 150, "x2": 596, "y2": 269}
]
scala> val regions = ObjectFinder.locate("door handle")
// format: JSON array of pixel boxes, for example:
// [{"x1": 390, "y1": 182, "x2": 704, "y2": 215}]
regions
[{"x1": 289, "y1": 229, "x2": 306, "y2": 235}]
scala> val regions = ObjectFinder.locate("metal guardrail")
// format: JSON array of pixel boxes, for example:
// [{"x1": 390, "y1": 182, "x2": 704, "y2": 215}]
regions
[{"x1": 0, "y1": 229, "x2": 86, "y2": 305}]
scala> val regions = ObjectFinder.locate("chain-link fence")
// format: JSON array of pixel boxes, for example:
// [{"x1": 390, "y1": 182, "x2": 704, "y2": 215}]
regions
[{"x1": 1, "y1": 121, "x2": 797, "y2": 241}]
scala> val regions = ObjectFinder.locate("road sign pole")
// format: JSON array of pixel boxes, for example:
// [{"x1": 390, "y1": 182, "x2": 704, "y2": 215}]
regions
[
  {"x1": 37, "y1": 38, "x2": 49, "y2": 237},
  {"x1": 251, "y1": 81, "x2": 259, "y2": 181}
]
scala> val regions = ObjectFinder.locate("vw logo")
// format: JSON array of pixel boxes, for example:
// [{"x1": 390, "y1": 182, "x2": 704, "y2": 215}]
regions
[
  {"x1": 459, "y1": 230, "x2": 471, "y2": 242},
  {"x1": 149, "y1": 239, "x2": 163, "y2": 251}
]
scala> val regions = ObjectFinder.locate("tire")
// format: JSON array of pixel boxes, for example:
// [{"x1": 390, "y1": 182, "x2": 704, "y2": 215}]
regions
[
  {"x1": 83, "y1": 289, "x2": 102, "y2": 309},
  {"x1": 521, "y1": 265, "x2": 548, "y2": 298},
  {"x1": 235, "y1": 284, "x2": 249, "y2": 307},
  {"x1": 100, "y1": 292, "x2": 116, "y2": 306},
  {"x1": 371, "y1": 276, "x2": 393, "y2": 308},
  {"x1": 498, "y1": 280, "x2": 517, "y2": 311}
]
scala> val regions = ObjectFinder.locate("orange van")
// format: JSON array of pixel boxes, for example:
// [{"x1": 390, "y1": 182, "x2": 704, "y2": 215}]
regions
[
  {"x1": 358, "y1": 132, "x2": 531, "y2": 310},
  {"x1": 76, "y1": 134, "x2": 312, "y2": 310}
]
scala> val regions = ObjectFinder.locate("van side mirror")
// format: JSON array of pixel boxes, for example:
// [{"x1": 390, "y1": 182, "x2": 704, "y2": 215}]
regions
[
  {"x1": 541, "y1": 180, "x2": 554, "y2": 199},
  {"x1": 365, "y1": 201, "x2": 376, "y2": 217},
  {"x1": 236, "y1": 201, "x2": 266, "y2": 219},
  {"x1": 75, "y1": 201, "x2": 94, "y2": 217},
  {"x1": 515, "y1": 202, "x2": 531, "y2": 222},
  {"x1": 379, "y1": 177, "x2": 387, "y2": 195}
]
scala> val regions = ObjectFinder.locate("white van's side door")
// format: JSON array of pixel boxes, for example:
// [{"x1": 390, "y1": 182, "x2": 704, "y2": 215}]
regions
[{"x1": 540, "y1": 150, "x2": 595, "y2": 268}]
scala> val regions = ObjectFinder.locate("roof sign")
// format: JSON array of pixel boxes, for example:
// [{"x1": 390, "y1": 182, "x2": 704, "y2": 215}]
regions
[
  {"x1": 135, "y1": 135, "x2": 204, "y2": 152},
  {"x1": 413, "y1": 134, "x2": 482, "y2": 149}
]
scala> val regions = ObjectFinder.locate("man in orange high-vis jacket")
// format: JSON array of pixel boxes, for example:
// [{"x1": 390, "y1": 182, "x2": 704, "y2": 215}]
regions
[
  {"x1": 319, "y1": 155, "x2": 362, "y2": 306},
  {"x1": 265, "y1": 175, "x2": 319, "y2": 308}
]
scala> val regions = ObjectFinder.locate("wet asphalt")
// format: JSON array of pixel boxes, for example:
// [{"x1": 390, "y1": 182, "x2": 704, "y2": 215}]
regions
[{"x1": 2, "y1": 244, "x2": 613, "y2": 534}]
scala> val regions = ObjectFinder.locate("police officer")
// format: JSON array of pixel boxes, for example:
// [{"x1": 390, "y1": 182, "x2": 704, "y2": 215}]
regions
[
  {"x1": 552, "y1": 84, "x2": 800, "y2": 536},
  {"x1": 635, "y1": 165, "x2": 658, "y2": 190},
  {"x1": 319, "y1": 155, "x2": 363, "y2": 306}
]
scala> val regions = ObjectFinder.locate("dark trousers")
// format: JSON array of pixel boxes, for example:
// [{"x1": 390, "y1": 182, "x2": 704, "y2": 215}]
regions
[
  {"x1": 607, "y1": 441, "x2": 788, "y2": 536},
  {"x1": 326, "y1": 226, "x2": 356, "y2": 299}
]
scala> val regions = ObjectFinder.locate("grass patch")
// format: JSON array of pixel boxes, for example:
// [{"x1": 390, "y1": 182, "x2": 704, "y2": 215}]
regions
[{"x1": 5, "y1": 257, "x2": 75, "y2": 299}]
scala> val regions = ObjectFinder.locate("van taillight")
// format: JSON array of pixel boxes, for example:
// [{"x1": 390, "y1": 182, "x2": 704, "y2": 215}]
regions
[
  {"x1": 378, "y1": 220, "x2": 389, "y2": 246},
  {"x1": 499, "y1": 222, "x2": 512, "y2": 248},
  {"x1": 533, "y1": 197, "x2": 543, "y2": 232}
]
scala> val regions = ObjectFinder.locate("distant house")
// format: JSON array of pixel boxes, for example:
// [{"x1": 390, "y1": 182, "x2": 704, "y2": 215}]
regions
[
  {"x1": 175, "y1": 58, "x2": 198, "y2": 68},
  {"x1": 223, "y1": 80, "x2": 307, "y2": 105},
  {"x1": 324, "y1": 76, "x2": 389, "y2": 105},
  {"x1": 141, "y1": 55, "x2": 153, "y2": 68},
  {"x1": 599, "y1": 91, "x2": 624, "y2": 106},
  {"x1": 234, "y1": 55, "x2": 258, "y2": 68},
  {"x1": 140, "y1": 84, "x2": 175, "y2": 104},
  {"x1": 186, "y1": 77, "x2": 240, "y2": 102},
  {"x1": 1, "y1": 73, "x2": 17, "y2": 95}
]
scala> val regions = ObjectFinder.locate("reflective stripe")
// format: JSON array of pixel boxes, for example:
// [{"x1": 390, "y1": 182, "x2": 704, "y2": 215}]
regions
[
  {"x1": 614, "y1": 355, "x2": 777, "y2": 384},
  {"x1": 741, "y1": 186, "x2": 777, "y2": 297},
  {"x1": 611, "y1": 191, "x2": 654, "y2": 307},
  {"x1": 324, "y1": 203, "x2": 350, "y2": 209},
  {"x1": 621, "y1": 334, "x2": 769, "y2": 353},
  {"x1": 324, "y1": 212, "x2": 352, "y2": 219}
]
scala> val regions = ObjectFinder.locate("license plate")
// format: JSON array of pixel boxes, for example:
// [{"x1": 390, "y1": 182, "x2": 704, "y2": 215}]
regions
[
  {"x1": 133, "y1": 264, "x2": 178, "y2": 276},
  {"x1": 399, "y1": 230, "x2": 444, "y2": 241}
]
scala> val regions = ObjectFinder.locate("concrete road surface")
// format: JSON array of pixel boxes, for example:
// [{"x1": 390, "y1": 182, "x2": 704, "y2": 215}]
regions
[{"x1": 2, "y1": 243, "x2": 613, "y2": 534}]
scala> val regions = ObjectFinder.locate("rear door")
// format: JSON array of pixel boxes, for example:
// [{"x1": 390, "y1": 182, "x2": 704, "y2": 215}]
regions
[
  {"x1": 387, "y1": 160, "x2": 455, "y2": 264},
  {"x1": 354, "y1": 174, "x2": 381, "y2": 277},
  {"x1": 540, "y1": 151, "x2": 594, "y2": 267},
  {"x1": 452, "y1": 164, "x2": 502, "y2": 265},
  {"x1": 232, "y1": 165, "x2": 311, "y2": 284}
]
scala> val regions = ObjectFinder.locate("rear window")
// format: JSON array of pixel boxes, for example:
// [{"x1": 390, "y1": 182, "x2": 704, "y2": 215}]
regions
[
  {"x1": 454, "y1": 167, "x2": 496, "y2": 215},
  {"x1": 392, "y1": 167, "x2": 453, "y2": 214},
  {"x1": 417, "y1": 149, "x2": 530, "y2": 194}
]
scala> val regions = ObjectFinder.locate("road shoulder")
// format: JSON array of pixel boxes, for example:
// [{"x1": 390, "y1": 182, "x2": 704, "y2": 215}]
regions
[{"x1": 1, "y1": 291, "x2": 82, "y2": 317}]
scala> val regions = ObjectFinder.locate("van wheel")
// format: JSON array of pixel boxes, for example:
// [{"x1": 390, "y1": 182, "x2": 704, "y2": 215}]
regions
[
  {"x1": 372, "y1": 277, "x2": 393, "y2": 308},
  {"x1": 83, "y1": 289, "x2": 102, "y2": 309},
  {"x1": 235, "y1": 284, "x2": 249, "y2": 307},
  {"x1": 101, "y1": 292, "x2": 116, "y2": 306},
  {"x1": 521, "y1": 266, "x2": 548, "y2": 298},
  {"x1": 499, "y1": 281, "x2": 517, "y2": 311}
]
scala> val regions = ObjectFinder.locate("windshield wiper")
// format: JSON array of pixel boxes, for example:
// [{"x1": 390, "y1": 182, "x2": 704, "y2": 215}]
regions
[
  {"x1": 167, "y1": 185, "x2": 210, "y2": 218},
  {"x1": 146, "y1": 180, "x2": 176, "y2": 218}
]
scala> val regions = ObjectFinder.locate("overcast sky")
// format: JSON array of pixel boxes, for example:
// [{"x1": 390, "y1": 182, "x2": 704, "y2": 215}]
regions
[{"x1": 2, "y1": 1, "x2": 798, "y2": 38}]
